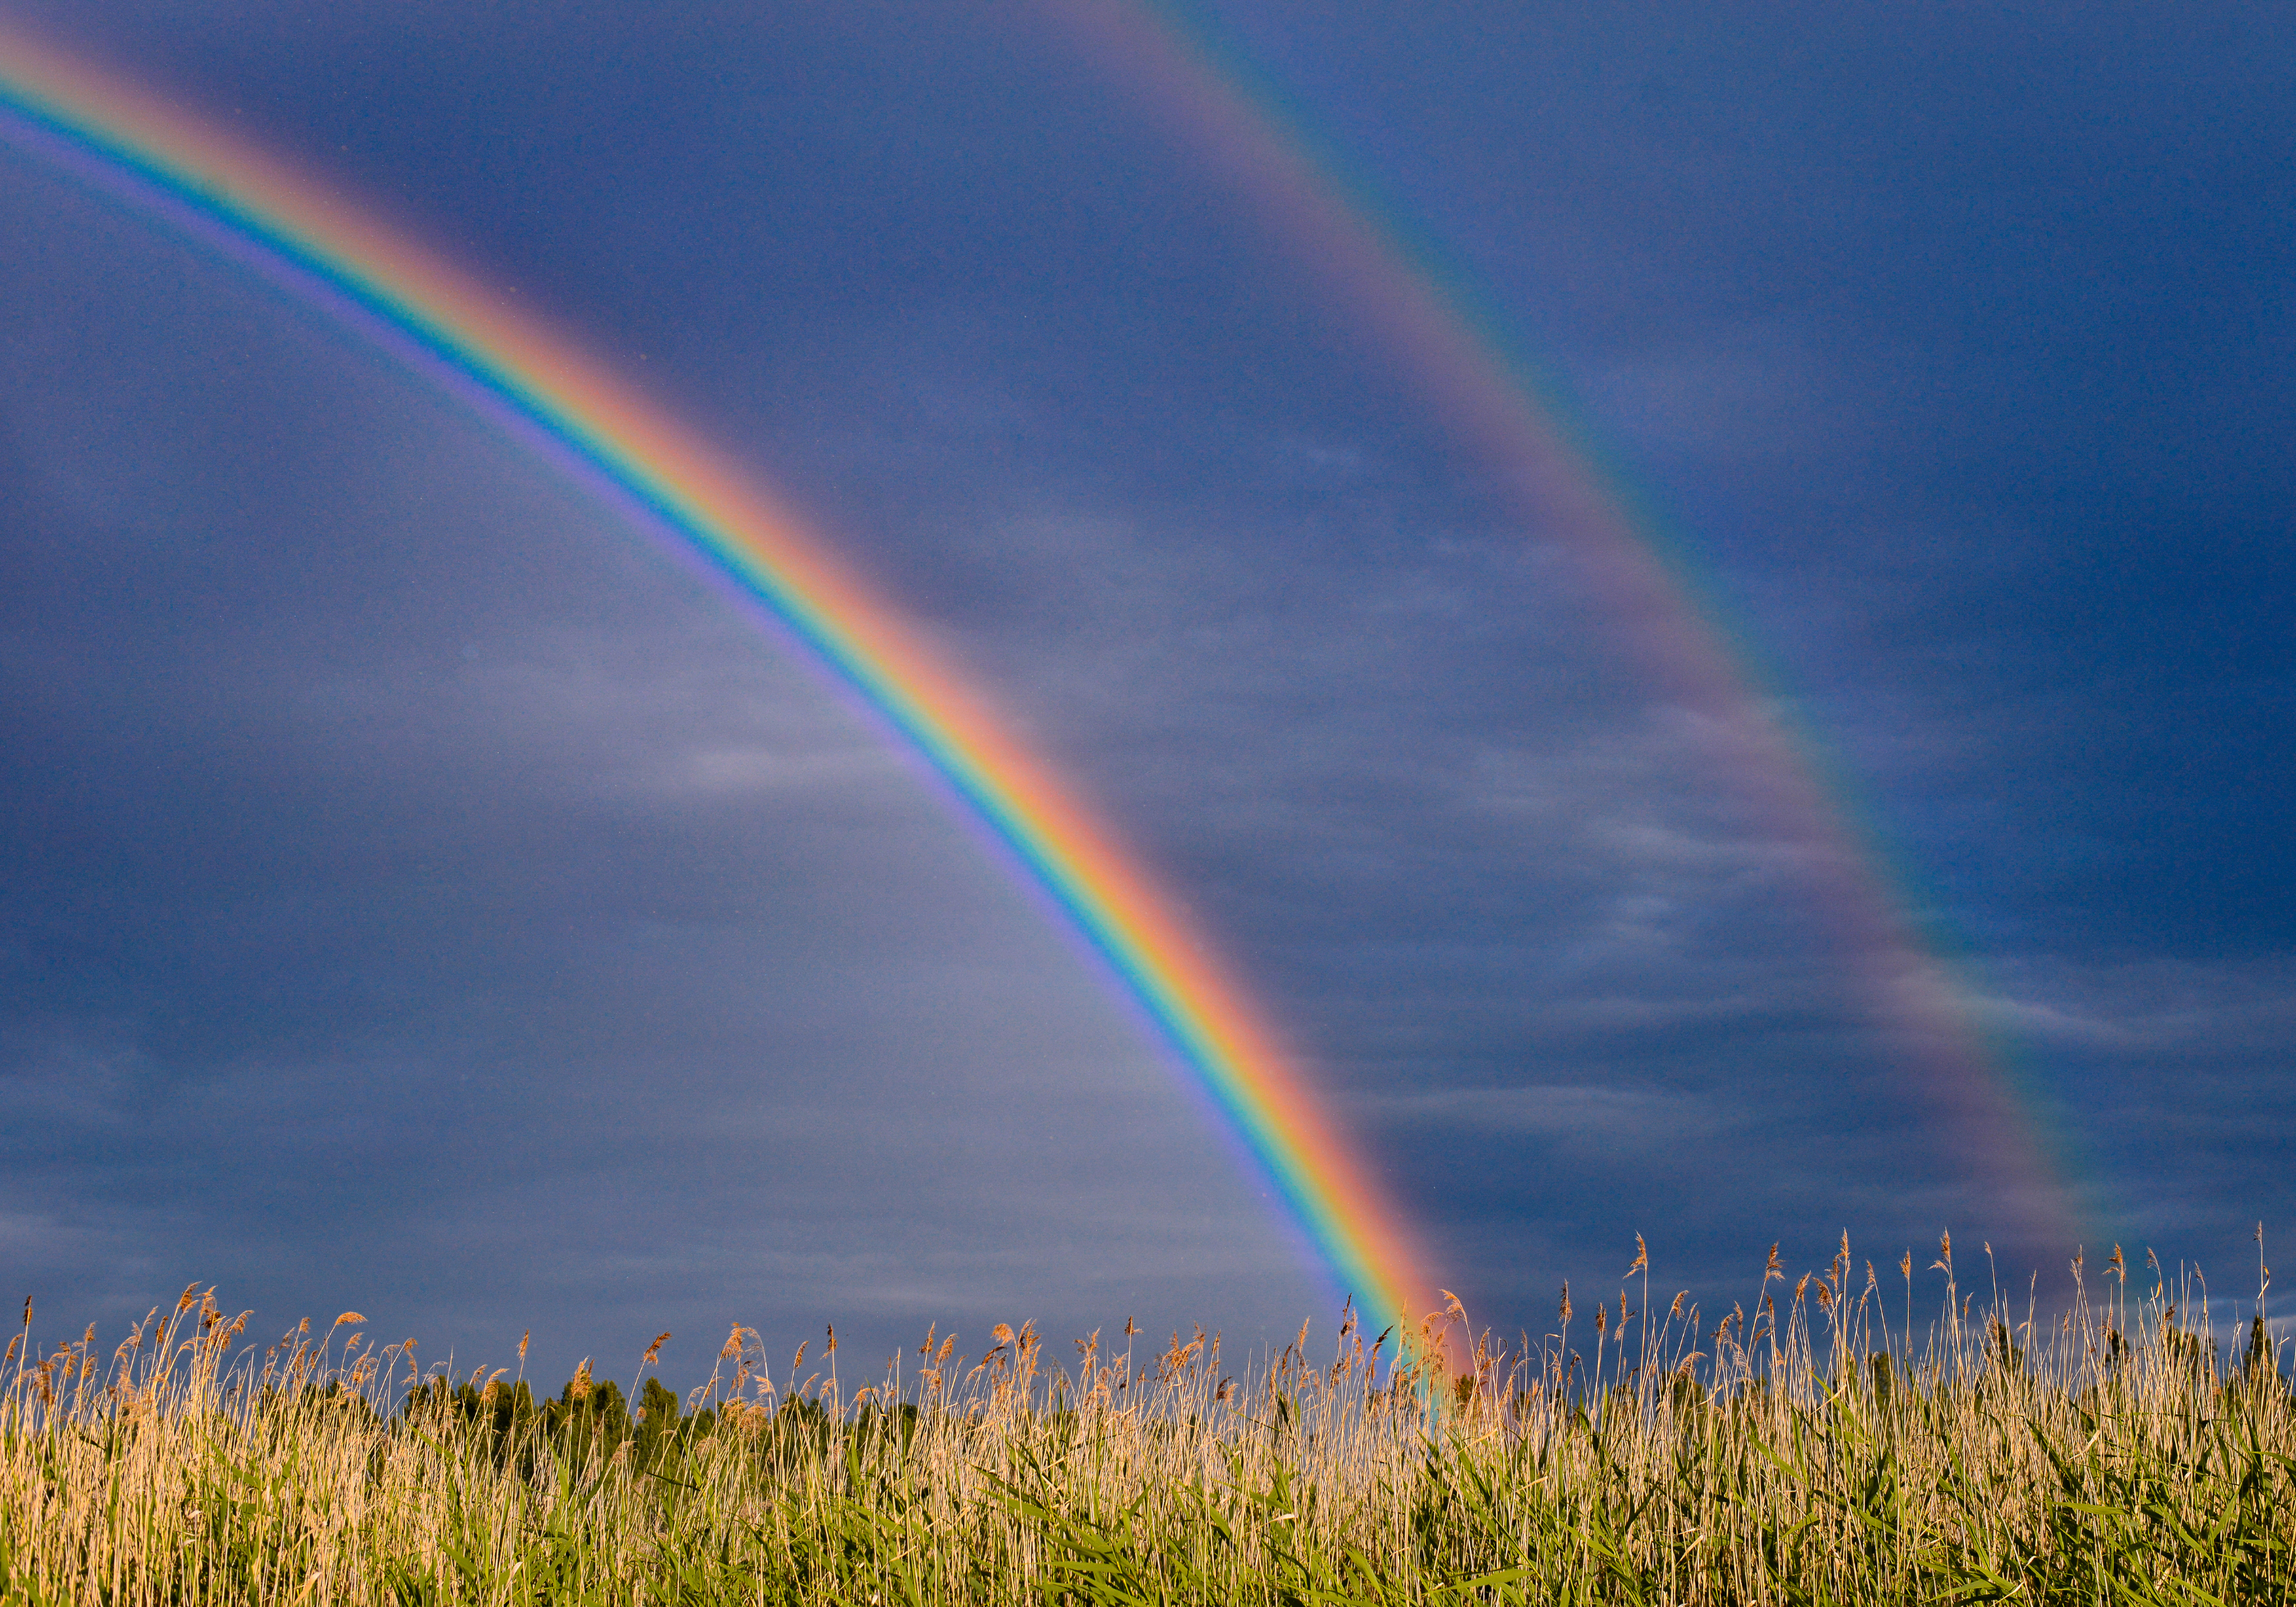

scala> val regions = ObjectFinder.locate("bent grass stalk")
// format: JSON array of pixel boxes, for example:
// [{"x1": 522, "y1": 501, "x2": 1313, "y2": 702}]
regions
[{"x1": 2, "y1": 1241, "x2": 2291, "y2": 1604}]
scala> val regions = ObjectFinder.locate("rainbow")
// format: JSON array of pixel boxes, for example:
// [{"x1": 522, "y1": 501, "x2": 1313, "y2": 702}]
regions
[
  {"x1": 0, "y1": 23, "x2": 1440, "y2": 1335},
  {"x1": 1046, "y1": 0, "x2": 2082, "y2": 1248}
]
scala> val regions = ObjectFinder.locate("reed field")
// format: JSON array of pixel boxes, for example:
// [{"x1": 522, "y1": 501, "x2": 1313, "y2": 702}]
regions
[{"x1": 4, "y1": 1234, "x2": 2290, "y2": 1605}]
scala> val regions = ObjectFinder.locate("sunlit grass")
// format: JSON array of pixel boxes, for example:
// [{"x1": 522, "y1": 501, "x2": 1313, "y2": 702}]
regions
[{"x1": 4, "y1": 1234, "x2": 2290, "y2": 1604}]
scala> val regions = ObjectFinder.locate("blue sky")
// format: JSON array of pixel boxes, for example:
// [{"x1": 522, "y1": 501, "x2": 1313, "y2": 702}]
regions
[{"x1": 2, "y1": 0, "x2": 2290, "y2": 1385}]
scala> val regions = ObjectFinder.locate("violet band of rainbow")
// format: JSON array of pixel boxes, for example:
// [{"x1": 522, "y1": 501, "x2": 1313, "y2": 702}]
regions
[{"x1": 0, "y1": 23, "x2": 1438, "y2": 1339}]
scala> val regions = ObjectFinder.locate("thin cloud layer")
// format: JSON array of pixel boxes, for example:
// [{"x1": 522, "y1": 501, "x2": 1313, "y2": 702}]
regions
[{"x1": 2, "y1": 0, "x2": 2289, "y2": 1372}]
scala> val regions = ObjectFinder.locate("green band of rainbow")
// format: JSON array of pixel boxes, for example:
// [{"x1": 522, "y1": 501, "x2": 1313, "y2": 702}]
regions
[{"x1": 0, "y1": 24, "x2": 1439, "y2": 1338}]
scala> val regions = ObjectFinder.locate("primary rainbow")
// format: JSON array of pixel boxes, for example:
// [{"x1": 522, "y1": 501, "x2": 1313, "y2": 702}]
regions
[{"x1": 0, "y1": 24, "x2": 1440, "y2": 1336}]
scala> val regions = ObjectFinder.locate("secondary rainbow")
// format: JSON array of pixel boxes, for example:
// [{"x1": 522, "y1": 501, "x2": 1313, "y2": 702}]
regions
[
  {"x1": 1048, "y1": 0, "x2": 2081, "y2": 1247},
  {"x1": 0, "y1": 24, "x2": 1440, "y2": 1337}
]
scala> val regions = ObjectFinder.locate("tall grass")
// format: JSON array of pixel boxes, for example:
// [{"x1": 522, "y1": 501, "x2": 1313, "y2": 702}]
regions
[{"x1": 4, "y1": 1236, "x2": 2290, "y2": 1604}]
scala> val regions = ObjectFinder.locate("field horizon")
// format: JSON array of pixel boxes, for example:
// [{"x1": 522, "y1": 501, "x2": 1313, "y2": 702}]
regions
[{"x1": 7, "y1": 1233, "x2": 2291, "y2": 1603}]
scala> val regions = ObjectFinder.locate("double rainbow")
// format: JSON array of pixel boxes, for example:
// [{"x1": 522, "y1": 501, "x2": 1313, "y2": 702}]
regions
[{"x1": 1, "y1": 5, "x2": 2079, "y2": 1332}]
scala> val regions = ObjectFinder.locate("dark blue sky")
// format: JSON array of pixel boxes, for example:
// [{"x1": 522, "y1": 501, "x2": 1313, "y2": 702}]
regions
[{"x1": 2, "y1": 0, "x2": 2289, "y2": 1384}]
